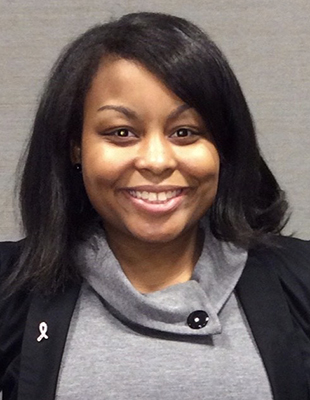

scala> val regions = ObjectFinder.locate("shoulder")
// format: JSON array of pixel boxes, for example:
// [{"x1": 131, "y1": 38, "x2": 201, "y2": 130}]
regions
[
  {"x1": 248, "y1": 235, "x2": 310, "y2": 294},
  {"x1": 0, "y1": 240, "x2": 30, "y2": 388},
  {"x1": 0, "y1": 239, "x2": 29, "y2": 315},
  {"x1": 248, "y1": 235, "x2": 310, "y2": 279},
  {"x1": 0, "y1": 240, "x2": 24, "y2": 275},
  {"x1": 248, "y1": 236, "x2": 310, "y2": 331}
]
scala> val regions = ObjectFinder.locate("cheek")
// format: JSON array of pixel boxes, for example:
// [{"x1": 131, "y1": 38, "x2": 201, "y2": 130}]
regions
[
  {"x1": 180, "y1": 143, "x2": 220, "y2": 182},
  {"x1": 81, "y1": 152, "x2": 121, "y2": 217},
  {"x1": 81, "y1": 142, "x2": 130, "y2": 187}
]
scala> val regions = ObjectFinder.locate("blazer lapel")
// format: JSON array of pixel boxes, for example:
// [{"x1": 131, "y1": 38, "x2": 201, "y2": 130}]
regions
[
  {"x1": 17, "y1": 284, "x2": 81, "y2": 400},
  {"x1": 236, "y1": 251, "x2": 309, "y2": 400}
]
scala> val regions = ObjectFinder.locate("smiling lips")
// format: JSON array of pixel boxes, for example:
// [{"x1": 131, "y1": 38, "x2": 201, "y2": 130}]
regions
[
  {"x1": 128, "y1": 189, "x2": 183, "y2": 203},
  {"x1": 124, "y1": 187, "x2": 187, "y2": 214}
]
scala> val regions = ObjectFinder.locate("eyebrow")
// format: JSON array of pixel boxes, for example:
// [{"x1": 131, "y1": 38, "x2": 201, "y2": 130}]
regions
[
  {"x1": 97, "y1": 105, "x2": 138, "y2": 120},
  {"x1": 167, "y1": 104, "x2": 191, "y2": 121},
  {"x1": 97, "y1": 103, "x2": 191, "y2": 121}
]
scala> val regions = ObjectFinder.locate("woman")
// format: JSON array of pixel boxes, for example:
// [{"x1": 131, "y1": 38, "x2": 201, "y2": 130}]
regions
[{"x1": 0, "y1": 12, "x2": 309, "y2": 400}]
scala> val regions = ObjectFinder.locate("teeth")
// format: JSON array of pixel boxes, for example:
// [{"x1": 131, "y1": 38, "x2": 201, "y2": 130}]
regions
[
  {"x1": 158, "y1": 192, "x2": 167, "y2": 201},
  {"x1": 148, "y1": 192, "x2": 157, "y2": 201},
  {"x1": 129, "y1": 189, "x2": 181, "y2": 202}
]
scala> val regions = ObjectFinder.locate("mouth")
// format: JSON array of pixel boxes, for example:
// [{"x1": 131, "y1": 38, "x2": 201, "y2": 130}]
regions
[
  {"x1": 122, "y1": 186, "x2": 188, "y2": 214},
  {"x1": 128, "y1": 189, "x2": 183, "y2": 203}
]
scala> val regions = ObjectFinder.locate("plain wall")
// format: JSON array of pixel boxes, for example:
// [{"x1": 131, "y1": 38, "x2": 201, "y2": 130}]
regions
[{"x1": 0, "y1": 0, "x2": 309, "y2": 241}]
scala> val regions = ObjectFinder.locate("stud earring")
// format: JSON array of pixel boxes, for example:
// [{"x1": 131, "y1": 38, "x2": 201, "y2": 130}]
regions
[{"x1": 74, "y1": 163, "x2": 82, "y2": 172}]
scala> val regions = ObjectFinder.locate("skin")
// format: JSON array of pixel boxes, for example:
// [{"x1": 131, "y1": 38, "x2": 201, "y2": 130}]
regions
[{"x1": 73, "y1": 57, "x2": 220, "y2": 293}]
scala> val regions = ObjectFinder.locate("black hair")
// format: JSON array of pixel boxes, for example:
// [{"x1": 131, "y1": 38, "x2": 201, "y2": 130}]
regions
[{"x1": 6, "y1": 12, "x2": 288, "y2": 294}]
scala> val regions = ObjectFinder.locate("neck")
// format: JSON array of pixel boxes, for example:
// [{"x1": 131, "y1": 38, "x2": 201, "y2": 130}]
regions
[{"x1": 105, "y1": 225, "x2": 203, "y2": 293}]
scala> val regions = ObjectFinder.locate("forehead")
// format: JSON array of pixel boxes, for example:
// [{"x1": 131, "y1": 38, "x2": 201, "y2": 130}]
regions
[
  {"x1": 85, "y1": 57, "x2": 182, "y2": 107},
  {"x1": 83, "y1": 57, "x2": 205, "y2": 126}
]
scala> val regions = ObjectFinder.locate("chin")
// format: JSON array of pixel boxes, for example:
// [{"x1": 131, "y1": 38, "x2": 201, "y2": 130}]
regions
[
  {"x1": 132, "y1": 233, "x2": 179, "y2": 244},
  {"x1": 125, "y1": 222, "x2": 194, "y2": 244}
]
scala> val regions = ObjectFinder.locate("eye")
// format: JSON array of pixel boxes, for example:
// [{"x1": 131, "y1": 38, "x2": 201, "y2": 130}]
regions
[
  {"x1": 169, "y1": 127, "x2": 203, "y2": 145},
  {"x1": 101, "y1": 128, "x2": 137, "y2": 139},
  {"x1": 170, "y1": 128, "x2": 202, "y2": 142},
  {"x1": 112, "y1": 128, "x2": 135, "y2": 137},
  {"x1": 99, "y1": 127, "x2": 138, "y2": 145},
  {"x1": 171, "y1": 128, "x2": 195, "y2": 138}
]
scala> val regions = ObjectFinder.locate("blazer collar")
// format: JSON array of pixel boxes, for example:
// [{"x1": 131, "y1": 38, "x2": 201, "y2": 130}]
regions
[
  {"x1": 17, "y1": 284, "x2": 81, "y2": 400},
  {"x1": 236, "y1": 250, "x2": 309, "y2": 400}
]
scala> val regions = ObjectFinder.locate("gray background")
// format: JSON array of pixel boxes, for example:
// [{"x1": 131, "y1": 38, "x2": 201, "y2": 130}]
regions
[{"x1": 0, "y1": 0, "x2": 309, "y2": 241}]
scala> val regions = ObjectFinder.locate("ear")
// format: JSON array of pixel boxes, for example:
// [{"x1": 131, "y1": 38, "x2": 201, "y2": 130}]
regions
[{"x1": 70, "y1": 141, "x2": 81, "y2": 164}]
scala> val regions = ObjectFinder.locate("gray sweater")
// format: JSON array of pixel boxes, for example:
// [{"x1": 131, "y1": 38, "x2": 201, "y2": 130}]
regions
[{"x1": 56, "y1": 222, "x2": 273, "y2": 399}]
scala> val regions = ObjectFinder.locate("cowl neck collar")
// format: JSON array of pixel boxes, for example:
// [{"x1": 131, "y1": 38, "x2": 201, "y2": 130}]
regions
[{"x1": 74, "y1": 220, "x2": 247, "y2": 336}]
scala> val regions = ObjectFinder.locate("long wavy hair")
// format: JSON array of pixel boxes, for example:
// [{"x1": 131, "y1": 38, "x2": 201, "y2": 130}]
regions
[{"x1": 6, "y1": 12, "x2": 288, "y2": 294}]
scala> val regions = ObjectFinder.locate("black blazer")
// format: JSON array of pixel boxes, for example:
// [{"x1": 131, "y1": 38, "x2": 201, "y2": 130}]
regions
[{"x1": 1, "y1": 237, "x2": 310, "y2": 400}]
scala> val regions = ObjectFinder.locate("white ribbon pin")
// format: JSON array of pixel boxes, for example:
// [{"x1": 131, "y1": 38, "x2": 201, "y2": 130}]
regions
[{"x1": 37, "y1": 322, "x2": 49, "y2": 342}]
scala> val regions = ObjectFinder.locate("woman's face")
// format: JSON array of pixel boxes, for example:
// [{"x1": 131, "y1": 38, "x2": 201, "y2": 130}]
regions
[{"x1": 78, "y1": 57, "x2": 220, "y2": 244}]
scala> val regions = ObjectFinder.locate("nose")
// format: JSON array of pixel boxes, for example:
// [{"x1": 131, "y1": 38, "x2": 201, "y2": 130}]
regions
[{"x1": 134, "y1": 132, "x2": 177, "y2": 175}]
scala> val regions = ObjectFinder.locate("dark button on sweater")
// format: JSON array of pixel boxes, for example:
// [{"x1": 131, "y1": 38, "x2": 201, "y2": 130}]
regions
[{"x1": 187, "y1": 310, "x2": 209, "y2": 329}]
